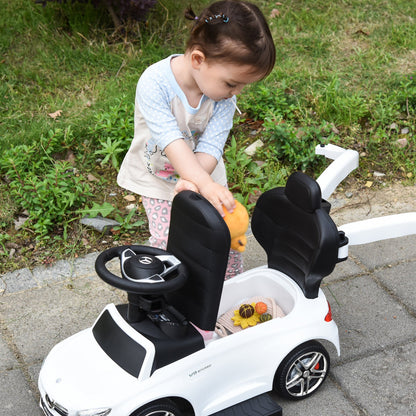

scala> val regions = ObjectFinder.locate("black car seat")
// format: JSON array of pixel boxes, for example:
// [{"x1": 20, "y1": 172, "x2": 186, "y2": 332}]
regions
[
  {"x1": 165, "y1": 191, "x2": 231, "y2": 331},
  {"x1": 251, "y1": 171, "x2": 347, "y2": 299}
]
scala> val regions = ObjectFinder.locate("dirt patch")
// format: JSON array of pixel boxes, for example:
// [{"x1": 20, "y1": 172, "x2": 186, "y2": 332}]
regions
[
  {"x1": 329, "y1": 182, "x2": 416, "y2": 226},
  {"x1": 396, "y1": 49, "x2": 416, "y2": 75}
]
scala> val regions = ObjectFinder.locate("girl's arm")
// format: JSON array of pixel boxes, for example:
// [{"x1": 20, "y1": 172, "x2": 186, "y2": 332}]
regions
[
  {"x1": 194, "y1": 151, "x2": 218, "y2": 173},
  {"x1": 173, "y1": 151, "x2": 217, "y2": 196},
  {"x1": 165, "y1": 139, "x2": 235, "y2": 216}
]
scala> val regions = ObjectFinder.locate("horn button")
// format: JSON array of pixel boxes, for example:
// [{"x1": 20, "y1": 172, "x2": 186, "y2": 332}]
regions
[{"x1": 122, "y1": 253, "x2": 165, "y2": 281}]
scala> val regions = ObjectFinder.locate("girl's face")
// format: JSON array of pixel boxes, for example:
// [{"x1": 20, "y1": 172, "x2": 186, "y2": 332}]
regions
[{"x1": 191, "y1": 52, "x2": 263, "y2": 101}]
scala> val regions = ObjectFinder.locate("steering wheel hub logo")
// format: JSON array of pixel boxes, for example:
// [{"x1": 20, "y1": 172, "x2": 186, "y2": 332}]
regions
[{"x1": 138, "y1": 256, "x2": 154, "y2": 265}]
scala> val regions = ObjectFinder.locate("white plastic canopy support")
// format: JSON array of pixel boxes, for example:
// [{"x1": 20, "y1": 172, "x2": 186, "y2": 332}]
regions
[
  {"x1": 339, "y1": 212, "x2": 416, "y2": 245},
  {"x1": 315, "y1": 144, "x2": 359, "y2": 200}
]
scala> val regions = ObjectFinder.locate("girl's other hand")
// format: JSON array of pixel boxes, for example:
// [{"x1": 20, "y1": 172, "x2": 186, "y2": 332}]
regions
[{"x1": 174, "y1": 178, "x2": 199, "y2": 195}]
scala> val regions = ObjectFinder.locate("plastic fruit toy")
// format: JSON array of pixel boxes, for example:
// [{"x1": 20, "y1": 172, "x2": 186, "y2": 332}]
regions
[
  {"x1": 223, "y1": 200, "x2": 249, "y2": 252},
  {"x1": 260, "y1": 313, "x2": 272, "y2": 322},
  {"x1": 255, "y1": 301, "x2": 268, "y2": 315},
  {"x1": 239, "y1": 304, "x2": 255, "y2": 318}
]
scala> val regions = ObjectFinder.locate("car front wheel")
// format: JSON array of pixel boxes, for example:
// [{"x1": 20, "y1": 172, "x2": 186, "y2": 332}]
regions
[
  {"x1": 274, "y1": 340, "x2": 330, "y2": 400},
  {"x1": 131, "y1": 399, "x2": 184, "y2": 416}
]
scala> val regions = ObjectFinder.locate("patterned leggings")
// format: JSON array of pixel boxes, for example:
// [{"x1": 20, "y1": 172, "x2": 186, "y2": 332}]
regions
[{"x1": 142, "y1": 196, "x2": 243, "y2": 280}]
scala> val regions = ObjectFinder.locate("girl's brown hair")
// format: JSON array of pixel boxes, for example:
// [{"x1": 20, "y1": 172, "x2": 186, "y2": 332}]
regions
[{"x1": 185, "y1": 1, "x2": 276, "y2": 78}]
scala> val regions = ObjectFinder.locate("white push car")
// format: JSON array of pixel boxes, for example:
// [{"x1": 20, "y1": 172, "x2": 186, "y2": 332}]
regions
[{"x1": 38, "y1": 145, "x2": 416, "y2": 416}]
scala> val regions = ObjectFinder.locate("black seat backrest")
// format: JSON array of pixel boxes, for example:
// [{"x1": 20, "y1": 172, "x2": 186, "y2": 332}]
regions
[
  {"x1": 165, "y1": 191, "x2": 231, "y2": 331},
  {"x1": 251, "y1": 172, "x2": 340, "y2": 299}
]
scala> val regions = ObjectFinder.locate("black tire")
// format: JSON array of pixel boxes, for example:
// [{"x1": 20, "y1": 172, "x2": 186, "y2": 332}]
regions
[
  {"x1": 131, "y1": 399, "x2": 184, "y2": 416},
  {"x1": 274, "y1": 341, "x2": 330, "y2": 400}
]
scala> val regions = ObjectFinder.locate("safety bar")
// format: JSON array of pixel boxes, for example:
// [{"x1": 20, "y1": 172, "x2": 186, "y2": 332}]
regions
[
  {"x1": 339, "y1": 212, "x2": 416, "y2": 246},
  {"x1": 315, "y1": 144, "x2": 359, "y2": 199}
]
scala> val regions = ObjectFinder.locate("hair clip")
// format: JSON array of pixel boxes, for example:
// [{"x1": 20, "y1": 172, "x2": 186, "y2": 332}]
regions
[{"x1": 204, "y1": 14, "x2": 230, "y2": 24}]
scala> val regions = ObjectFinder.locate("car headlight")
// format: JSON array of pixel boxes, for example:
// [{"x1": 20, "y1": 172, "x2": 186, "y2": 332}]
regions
[{"x1": 77, "y1": 408, "x2": 111, "y2": 416}]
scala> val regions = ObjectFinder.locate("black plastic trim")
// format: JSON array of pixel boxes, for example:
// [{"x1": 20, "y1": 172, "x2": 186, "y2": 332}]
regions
[
  {"x1": 93, "y1": 310, "x2": 146, "y2": 378},
  {"x1": 211, "y1": 393, "x2": 282, "y2": 416}
]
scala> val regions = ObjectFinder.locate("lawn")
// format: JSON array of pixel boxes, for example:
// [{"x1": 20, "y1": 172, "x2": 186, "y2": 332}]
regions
[{"x1": 1, "y1": 0, "x2": 415, "y2": 273}]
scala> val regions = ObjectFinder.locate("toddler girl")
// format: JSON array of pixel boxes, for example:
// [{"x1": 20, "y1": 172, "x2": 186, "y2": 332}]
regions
[{"x1": 117, "y1": 0, "x2": 275, "y2": 279}]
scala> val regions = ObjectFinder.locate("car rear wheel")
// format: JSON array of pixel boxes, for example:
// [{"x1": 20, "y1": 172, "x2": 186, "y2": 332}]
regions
[
  {"x1": 274, "y1": 340, "x2": 330, "y2": 400},
  {"x1": 131, "y1": 399, "x2": 184, "y2": 416}
]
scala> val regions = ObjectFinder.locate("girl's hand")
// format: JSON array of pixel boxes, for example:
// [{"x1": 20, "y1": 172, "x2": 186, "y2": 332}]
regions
[
  {"x1": 199, "y1": 182, "x2": 236, "y2": 217},
  {"x1": 174, "y1": 178, "x2": 199, "y2": 195},
  {"x1": 164, "y1": 140, "x2": 235, "y2": 215}
]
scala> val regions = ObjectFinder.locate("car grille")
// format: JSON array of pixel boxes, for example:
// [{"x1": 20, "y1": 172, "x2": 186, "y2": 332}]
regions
[{"x1": 41, "y1": 394, "x2": 69, "y2": 416}]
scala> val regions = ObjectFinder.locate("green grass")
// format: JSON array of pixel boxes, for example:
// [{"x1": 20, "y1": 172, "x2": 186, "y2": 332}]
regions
[
  {"x1": 0, "y1": 0, "x2": 182, "y2": 151},
  {"x1": 1, "y1": 0, "x2": 415, "y2": 273},
  {"x1": 2, "y1": 0, "x2": 415, "y2": 152},
  {"x1": 267, "y1": 0, "x2": 416, "y2": 107}
]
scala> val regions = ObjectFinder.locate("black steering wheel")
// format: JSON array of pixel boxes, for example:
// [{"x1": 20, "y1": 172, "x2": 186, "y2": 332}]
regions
[{"x1": 95, "y1": 245, "x2": 188, "y2": 295}]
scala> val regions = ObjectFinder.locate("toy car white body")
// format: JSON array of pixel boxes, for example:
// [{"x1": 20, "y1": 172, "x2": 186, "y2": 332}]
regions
[
  {"x1": 38, "y1": 145, "x2": 416, "y2": 416},
  {"x1": 39, "y1": 266, "x2": 338, "y2": 416}
]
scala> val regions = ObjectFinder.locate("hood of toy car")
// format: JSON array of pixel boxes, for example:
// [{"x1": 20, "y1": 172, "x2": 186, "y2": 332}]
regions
[
  {"x1": 38, "y1": 305, "x2": 156, "y2": 413},
  {"x1": 39, "y1": 330, "x2": 132, "y2": 411}
]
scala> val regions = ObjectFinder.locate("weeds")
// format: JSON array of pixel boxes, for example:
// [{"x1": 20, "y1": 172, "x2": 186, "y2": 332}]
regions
[
  {"x1": 92, "y1": 97, "x2": 134, "y2": 170},
  {"x1": 80, "y1": 202, "x2": 116, "y2": 219},
  {"x1": 224, "y1": 136, "x2": 264, "y2": 206},
  {"x1": 261, "y1": 119, "x2": 336, "y2": 172},
  {"x1": 112, "y1": 208, "x2": 145, "y2": 238},
  {"x1": 79, "y1": 201, "x2": 145, "y2": 238},
  {"x1": 1, "y1": 127, "x2": 92, "y2": 238}
]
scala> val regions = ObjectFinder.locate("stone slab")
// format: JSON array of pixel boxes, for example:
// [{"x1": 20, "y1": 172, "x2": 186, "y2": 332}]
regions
[
  {"x1": 332, "y1": 341, "x2": 416, "y2": 415},
  {"x1": 349, "y1": 235, "x2": 416, "y2": 270},
  {"x1": 323, "y1": 274, "x2": 416, "y2": 363},
  {"x1": 0, "y1": 368, "x2": 41, "y2": 416},
  {"x1": 0, "y1": 277, "x2": 124, "y2": 363}
]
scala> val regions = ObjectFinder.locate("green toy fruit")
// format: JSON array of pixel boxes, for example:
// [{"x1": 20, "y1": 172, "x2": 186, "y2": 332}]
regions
[{"x1": 260, "y1": 313, "x2": 272, "y2": 322}]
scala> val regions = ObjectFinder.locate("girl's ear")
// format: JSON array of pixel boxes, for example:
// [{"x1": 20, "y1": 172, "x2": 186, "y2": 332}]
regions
[{"x1": 190, "y1": 50, "x2": 206, "y2": 69}]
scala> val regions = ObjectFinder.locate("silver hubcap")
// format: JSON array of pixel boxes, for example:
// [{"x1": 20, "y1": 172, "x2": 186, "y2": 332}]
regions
[
  {"x1": 286, "y1": 351, "x2": 328, "y2": 397},
  {"x1": 145, "y1": 411, "x2": 176, "y2": 416}
]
